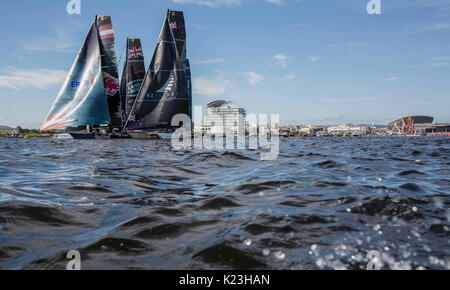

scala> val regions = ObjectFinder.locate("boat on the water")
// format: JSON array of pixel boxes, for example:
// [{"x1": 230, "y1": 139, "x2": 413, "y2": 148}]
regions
[
  {"x1": 41, "y1": 16, "x2": 122, "y2": 139},
  {"x1": 53, "y1": 133, "x2": 73, "y2": 139},
  {"x1": 123, "y1": 10, "x2": 191, "y2": 139},
  {"x1": 127, "y1": 132, "x2": 161, "y2": 140},
  {"x1": 40, "y1": 11, "x2": 192, "y2": 140}
]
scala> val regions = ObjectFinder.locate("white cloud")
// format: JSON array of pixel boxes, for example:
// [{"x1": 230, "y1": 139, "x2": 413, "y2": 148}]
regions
[
  {"x1": 273, "y1": 54, "x2": 290, "y2": 68},
  {"x1": 242, "y1": 72, "x2": 265, "y2": 85},
  {"x1": 193, "y1": 76, "x2": 233, "y2": 97},
  {"x1": 172, "y1": 0, "x2": 283, "y2": 6},
  {"x1": 172, "y1": 0, "x2": 241, "y2": 7},
  {"x1": 22, "y1": 24, "x2": 82, "y2": 53},
  {"x1": 431, "y1": 56, "x2": 450, "y2": 61},
  {"x1": 428, "y1": 23, "x2": 450, "y2": 30},
  {"x1": 194, "y1": 58, "x2": 225, "y2": 64},
  {"x1": 308, "y1": 56, "x2": 321, "y2": 63},
  {"x1": 266, "y1": 0, "x2": 283, "y2": 5},
  {"x1": 384, "y1": 76, "x2": 400, "y2": 81},
  {"x1": 331, "y1": 114, "x2": 344, "y2": 120},
  {"x1": 428, "y1": 56, "x2": 450, "y2": 67},
  {"x1": 429, "y1": 62, "x2": 450, "y2": 67},
  {"x1": 0, "y1": 67, "x2": 67, "y2": 90},
  {"x1": 285, "y1": 74, "x2": 296, "y2": 80}
]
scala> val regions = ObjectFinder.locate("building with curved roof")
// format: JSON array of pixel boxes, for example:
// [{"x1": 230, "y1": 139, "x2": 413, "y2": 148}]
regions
[
  {"x1": 207, "y1": 100, "x2": 230, "y2": 108},
  {"x1": 386, "y1": 116, "x2": 433, "y2": 135}
]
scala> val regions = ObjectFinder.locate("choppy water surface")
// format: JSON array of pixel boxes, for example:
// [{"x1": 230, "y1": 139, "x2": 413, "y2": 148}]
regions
[{"x1": 0, "y1": 137, "x2": 448, "y2": 270}]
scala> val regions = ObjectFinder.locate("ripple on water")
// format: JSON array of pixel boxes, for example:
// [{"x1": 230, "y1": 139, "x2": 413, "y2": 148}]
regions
[{"x1": 0, "y1": 137, "x2": 448, "y2": 269}]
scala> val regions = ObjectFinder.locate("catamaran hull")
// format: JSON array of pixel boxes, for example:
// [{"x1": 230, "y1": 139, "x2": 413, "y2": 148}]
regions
[
  {"x1": 128, "y1": 132, "x2": 161, "y2": 139},
  {"x1": 70, "y1": 133, "x2": 95, "y2": 139},
  {"x1": 156, "y1": 133, "x2": 173, "y2": 140}
]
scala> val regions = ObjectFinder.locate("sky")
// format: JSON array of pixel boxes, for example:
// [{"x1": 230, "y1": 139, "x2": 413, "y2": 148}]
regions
[{"x1": 0, "y1": 0, "x2": 449, "y2": 128}]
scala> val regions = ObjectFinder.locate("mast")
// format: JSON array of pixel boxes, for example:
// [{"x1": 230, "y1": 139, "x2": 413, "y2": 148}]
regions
[
  {"x1": 124, "y1": 10, "x2": 189, "y2": 131},
  {"x1": 41, "y1": 19, "x2": 111, "y2": 132},
  {"x1": 119, "y1": 38, "x2": 129, "y2": 123}
]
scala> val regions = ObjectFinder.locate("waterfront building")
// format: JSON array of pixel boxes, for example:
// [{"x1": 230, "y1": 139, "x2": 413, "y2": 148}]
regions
[
  {"x1": 199, "y1": 100, "x2": 246, "y2": 135},
  {"x1": 386, "y1": 116, "x2": 450, "y2": 136},
  {"x1": 386, "y1": 116, "x2": 433, "y2": 135},
  {"x1": 327, "y1": 124, "x2": 368, "y2": 136},
  {"x1": 0, "y1": 126, "x2": 16, "y2": 135}
]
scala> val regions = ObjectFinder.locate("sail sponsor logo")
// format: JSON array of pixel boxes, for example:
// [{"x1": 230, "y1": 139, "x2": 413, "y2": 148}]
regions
[
  {"x1": 367, "y1": 0, "x2": 381, "y2": 15},
  {"x1": 71, "y1": 75, "x2": 96, "y2": 89},
  {"x1": 128, "y1": 114, "x2": 136, "y2": 122},
  {"x1": 126, "y1": 80, "x2": 143, "y2": 96},
  {"x1": 128, "y1": 47, "x2": 143, "y2": 59},
  {"x1": 98, "y1": 24, "x2": 114, "y2": 40},
  {"x1": 66, "y1": 0, "x2": 81, "y2": 15},
  {"x1": 102, "y1": 72, "x2": 120, "y2": 96},
  {"x1": 170, "y1": 22, "x2": 178, "y2": 30}
]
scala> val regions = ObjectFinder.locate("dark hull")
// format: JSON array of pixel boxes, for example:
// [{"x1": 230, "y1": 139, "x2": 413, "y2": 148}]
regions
[
  {"x1": 69, "y1": 133, "x2": 131, "y2": 140},
  {"x1": 94, "y1": 134, "x2": 111, "y2": 140},
  {"x1": 128, "y1": 132, "x2": 161, "y2": 139},
  {"x1": 69, "y1": 133, "x2": 95, "y2": 139}
]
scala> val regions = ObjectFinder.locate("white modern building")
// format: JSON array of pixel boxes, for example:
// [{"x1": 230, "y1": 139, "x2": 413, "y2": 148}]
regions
[
  {"x1": 327, "y1": 124, "x2": 368, "y2": 136},
  {"x1": 198, "y1": 100, "x2": 246, "y2": 135}
]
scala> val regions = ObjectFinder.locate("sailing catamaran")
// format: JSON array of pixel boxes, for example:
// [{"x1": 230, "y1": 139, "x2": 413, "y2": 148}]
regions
[
  {"x1": 41, "y1": 16, "x2": 122, "y2": 138},
  {"x1": 124, "y1": 10, "x2": 191, "y2": 139},
  {"x1": 41, "y1": 10, "x2": 192, "y2": 140}
]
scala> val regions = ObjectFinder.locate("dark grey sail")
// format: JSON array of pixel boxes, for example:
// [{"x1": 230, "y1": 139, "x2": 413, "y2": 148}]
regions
[
  {"x1": 169, "y1": 10, "x2": 192, "y2": 119},
  {"x1": 124, "y1": 10, "x2": 189, "y2": 130},
  {"x1": 120, "y1": 38, "x2": 146, "y2": 121}
]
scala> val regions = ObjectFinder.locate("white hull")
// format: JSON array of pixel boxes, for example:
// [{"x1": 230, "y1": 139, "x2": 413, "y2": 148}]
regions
[{"x1": 53, "y1": 133, "x2": 74, "y2": 139}]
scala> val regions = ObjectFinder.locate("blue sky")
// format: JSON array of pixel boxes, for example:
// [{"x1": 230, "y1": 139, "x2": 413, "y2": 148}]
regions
[{"x1": 0, "y1": 0, "x2": 449, "y2": 128}]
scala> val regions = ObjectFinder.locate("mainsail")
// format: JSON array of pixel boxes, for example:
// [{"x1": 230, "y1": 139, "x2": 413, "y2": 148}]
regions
[
  {"x1": 41, "y1": 20, "x2": 111, "y2": 131},
  {"x1": 169, "y1": 10, "x2": 192, "y2": 119},
  {"x1": 97, "y1": 16, "x2": 122, "y2": 128},
  {"x1": 120, "y1": 38, "x2": 146, "y2": 121},
  {"x1": 124, "y1": 10, "x2": 189, "y2": 130}
]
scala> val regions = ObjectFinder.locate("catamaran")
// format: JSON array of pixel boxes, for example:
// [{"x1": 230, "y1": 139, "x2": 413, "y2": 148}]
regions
[
  {"x1": 41, "y1": 16, "x2": 123, "y2": 139},
  {"x1": 42, "y1": 10, "x2": 192, "y2": 140},
  {"x1": 124, "y1": 10, "x2": 192, "y2": 139}
]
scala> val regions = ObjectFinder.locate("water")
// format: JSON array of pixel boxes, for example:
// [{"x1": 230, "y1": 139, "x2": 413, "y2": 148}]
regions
[{"x1": 0, "y1": 137, "x2": 448, "y2": 270}]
